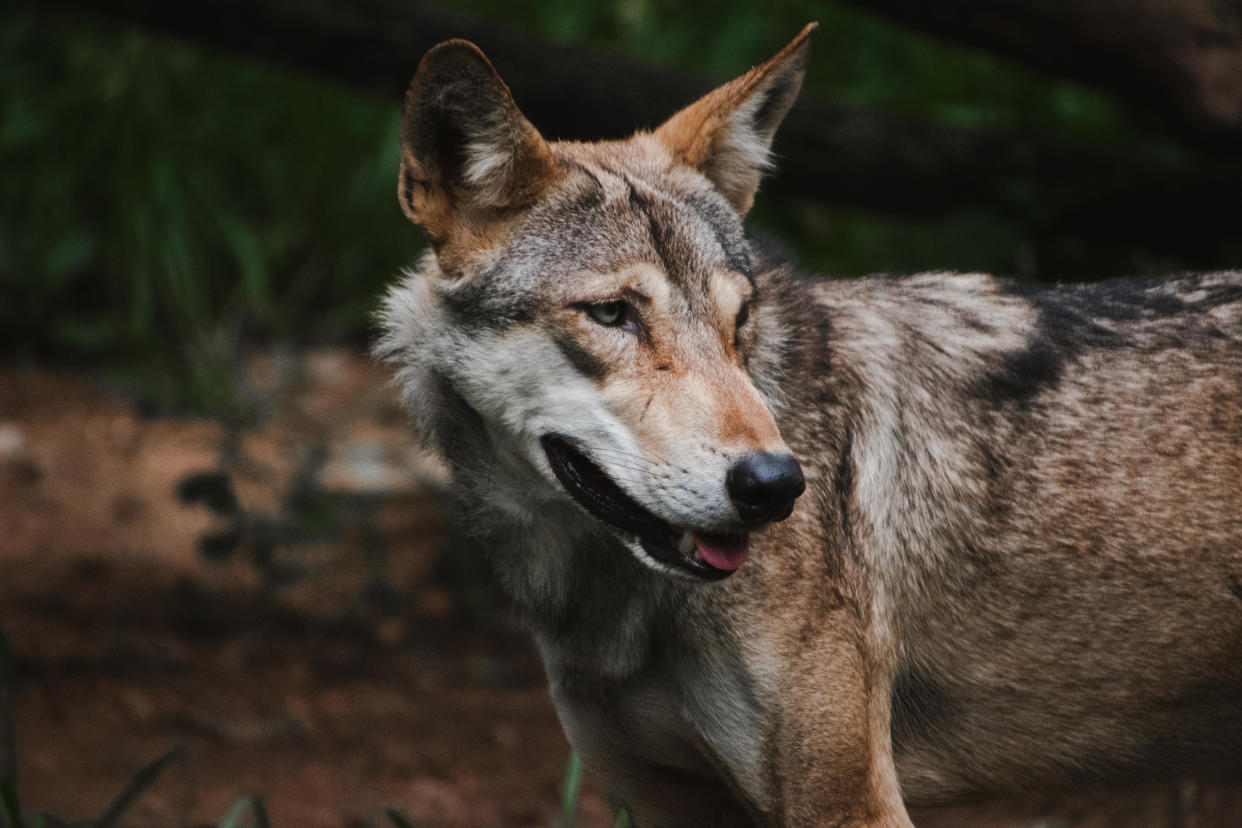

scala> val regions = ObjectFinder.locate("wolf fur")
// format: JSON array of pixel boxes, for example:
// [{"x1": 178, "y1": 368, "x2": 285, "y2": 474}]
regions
[{"x1": 376, "y1": 25, "x2": 1242, "y2": 827}]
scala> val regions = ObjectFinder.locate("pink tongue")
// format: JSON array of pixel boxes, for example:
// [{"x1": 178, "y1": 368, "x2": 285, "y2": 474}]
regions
[{"x1": 693, "y1": 532, "x2": 750, "y2": 571}]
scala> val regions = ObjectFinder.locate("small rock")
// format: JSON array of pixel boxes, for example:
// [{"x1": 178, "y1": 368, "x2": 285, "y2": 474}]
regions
[
  {"x1": 318, "y1": 441, "x2": 418, "y2": 495},
  {"x1": 0, "y1": 422, "x2": 40, "y2": 483},
  {"x1": 0, "y1": 423, "x2": 25, "y2": 458}
]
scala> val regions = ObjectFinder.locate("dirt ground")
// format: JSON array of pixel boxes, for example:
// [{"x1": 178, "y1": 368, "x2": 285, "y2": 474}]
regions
[
  {"x1": 0, "y1": 352, "x2": 613, "y2": 827},
  {"x1": 1, "y1": 351, "x2": 1239, "y2": 827}
]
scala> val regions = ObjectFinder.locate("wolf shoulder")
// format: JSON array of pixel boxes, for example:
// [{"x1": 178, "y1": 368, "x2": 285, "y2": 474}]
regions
[
  {"x1": 790, "y1": 269, "x2": 1242, "y2": 503},
  {"x1": 801, "y1": 269, "x2": 1242, "y2": 378},
  {"x1": 793, "y1": 268, "x2": 1242, "y2": 541}
]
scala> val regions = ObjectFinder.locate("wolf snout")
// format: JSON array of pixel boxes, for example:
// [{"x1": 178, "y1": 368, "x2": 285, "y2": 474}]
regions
[{"x1": 726, "y1": 452, "x2": 805, "y2": 524}]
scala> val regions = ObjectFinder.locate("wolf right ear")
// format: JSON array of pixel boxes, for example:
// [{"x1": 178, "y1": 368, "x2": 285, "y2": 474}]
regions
[
  {"x1": 399, "y1": 40, "x2": 560, "y2": 245},
  {"x1": 655, "y1": 24, "x2": 815, "y2": 215}
]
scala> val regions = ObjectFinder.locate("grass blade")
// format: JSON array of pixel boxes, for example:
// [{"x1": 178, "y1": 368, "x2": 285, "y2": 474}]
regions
[
  {"x1": 216, "y1": 798, "x2": 251, "y2": 828},
  {"x1": 25, "y1": 814, "x2": 71, "y2": 828},
  {"x1": 24, "y1": 814, "x2": 72, "y2": 828},
  {"x1": 384, "y1": 808, "x2": 418, "y2": 828},
  {"x1": 94, "y1": 745, "x2": 184, "y2": 828},
  {"x1": 0, "y1": 628, "x2": 19, "y2": 787},
  {"x1": 251, "y1": 798, "x2": 270, "y2": 828},
  {"x1": 556, "y1": 752, "x2": 585, "y2": 828},
  {"x1": 0, "y1": 776, "x2": 21, "y2": 828},
  {"x1": 607, "y1": 792, "x2": 633, "y2": 828},
  {"x1": 217, "y1": 796, "x2": 270, "y2": 828},
  {"x1": 0, "y1": 700, "x2": 14, "y2": 798}
]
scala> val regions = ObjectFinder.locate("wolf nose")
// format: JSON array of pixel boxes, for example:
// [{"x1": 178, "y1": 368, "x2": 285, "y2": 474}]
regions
[{"x1": 726, "y1": 452, "x2": 805, "y2": 524}]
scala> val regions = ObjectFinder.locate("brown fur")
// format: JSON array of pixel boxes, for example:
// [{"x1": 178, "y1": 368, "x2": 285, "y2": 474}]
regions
[
  {"x1": 658, "y1": 23, "x2": 816, "y2": 213},
  {"x1": 377, "y1": 28, "x2": 1242, "y2": 827}
]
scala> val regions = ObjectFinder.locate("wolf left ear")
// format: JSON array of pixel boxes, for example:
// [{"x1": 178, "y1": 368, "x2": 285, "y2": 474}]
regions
[
  {"x1": 399, "y1": 40, "x2": 560, "y2": 245},
  {"x1": 656, "y1": 24, "x2": 816, "y2": 215}
]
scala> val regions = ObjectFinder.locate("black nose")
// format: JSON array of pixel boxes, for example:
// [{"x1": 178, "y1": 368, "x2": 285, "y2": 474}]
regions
[{"x1": 726, "y1": 452, "x2": 805, "y2": 524}]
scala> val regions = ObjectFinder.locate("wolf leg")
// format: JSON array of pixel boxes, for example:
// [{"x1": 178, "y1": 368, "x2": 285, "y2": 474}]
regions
[{"x1": 763, "y1": 621, "x2": 913, "y2": 827}]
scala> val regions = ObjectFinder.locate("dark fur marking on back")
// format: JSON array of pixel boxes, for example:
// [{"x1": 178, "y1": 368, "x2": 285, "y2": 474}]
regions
[
  {"x1": 890, "y1": 667, "x2": 958, "y2": 748},
  {"x1": 835, "y1": 426, "x2": 854, "y2": 549},
  {"x1": 983, "y1": 275, "x2": 1242, "y2": 406},
  {"x1": 985, "y1": 341, "x2": 1064, "y2": 405},
  {"x1": 980, "y1": 282, "x2": 1117, "y2": 406},
  {"x1": 1055, "y1": 276, "x2": 1242, "y2": 321}
]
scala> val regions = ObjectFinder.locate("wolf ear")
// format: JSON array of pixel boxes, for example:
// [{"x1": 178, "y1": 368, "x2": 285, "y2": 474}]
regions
[
  {"x1": 655, "y1": 24, "x2": 815, "y2": 215},
  {"x1": 399, "y1": 40, "x2": 560, "y2": 244}
]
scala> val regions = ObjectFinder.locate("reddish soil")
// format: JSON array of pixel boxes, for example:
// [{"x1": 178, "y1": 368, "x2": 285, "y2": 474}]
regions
[
  {"x1": 0, "y1": 355, "x2": 610, "y2": 827},
  {"x1": 1, "y1": 353, "x2": 1238, "y2": 827}
]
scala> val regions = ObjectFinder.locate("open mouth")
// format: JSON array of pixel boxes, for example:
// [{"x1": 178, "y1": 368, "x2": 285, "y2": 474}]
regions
[{"x1": 540, "y1": 435, "x2": 750, "y2": 580}]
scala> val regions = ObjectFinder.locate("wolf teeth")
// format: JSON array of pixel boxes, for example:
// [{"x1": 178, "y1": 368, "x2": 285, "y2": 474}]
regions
[{"x1": 679, "y1": 530, "x2": 695, "y2": 555}]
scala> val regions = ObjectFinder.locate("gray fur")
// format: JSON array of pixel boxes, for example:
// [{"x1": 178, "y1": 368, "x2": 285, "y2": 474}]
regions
[{"x1": 377, "y1": 34, "x2": 1242, "y2": 828}]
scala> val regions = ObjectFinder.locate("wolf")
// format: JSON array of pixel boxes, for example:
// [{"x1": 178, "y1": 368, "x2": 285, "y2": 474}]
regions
[{"x1": 376, "y1": 24, "x2": 1242, "y2": 827}]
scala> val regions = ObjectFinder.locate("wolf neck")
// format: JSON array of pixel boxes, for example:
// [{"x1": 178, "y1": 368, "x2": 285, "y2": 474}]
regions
[
  {"x1": 807, "y1": 274, "x2": 1044, "y2": 644},
  {"x1": 430, "y1": 268, "x2": 1028, "y2": 675},
  {"x1": 434, "y1": 385, "x2": 679, "y2": 678}
]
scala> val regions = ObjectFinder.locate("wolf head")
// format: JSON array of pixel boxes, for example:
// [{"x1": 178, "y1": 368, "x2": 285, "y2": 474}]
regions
[{"x1": 379, "y1": 27, "x2": 815, "y2": 580}]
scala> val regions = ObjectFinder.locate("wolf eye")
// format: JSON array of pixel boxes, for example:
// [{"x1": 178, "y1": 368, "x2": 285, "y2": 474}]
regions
[{"x1": 586, "y1": 300, "x2": 630, "y2": 328}]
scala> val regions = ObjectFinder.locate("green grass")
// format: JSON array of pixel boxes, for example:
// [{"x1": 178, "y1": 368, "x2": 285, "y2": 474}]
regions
[
  {"x1": 0, "y1": 746, "x2": 184, "y2": 828},
  {"x1": 558, "y1": 751, "x2": 633, "y2": 827},
  {"x1": 557, "y1": 751, "x2": 586, "y2": 827},
  {"x1": 0, "y1": 757, "x2": 601, "y2": 828},
  {"x1": 217, "y1": 797, "x2": 272, "y2": 828},
  {"x1": 1, "y1": 10, "x2": 422, "y2": 413}
]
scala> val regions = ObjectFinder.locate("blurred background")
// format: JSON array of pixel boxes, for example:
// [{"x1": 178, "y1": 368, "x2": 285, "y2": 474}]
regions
[{"x1": 1, "y1": 0, "x2": 1240, "y2": 825}]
